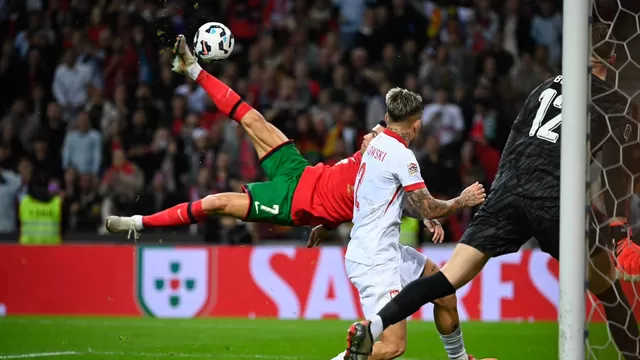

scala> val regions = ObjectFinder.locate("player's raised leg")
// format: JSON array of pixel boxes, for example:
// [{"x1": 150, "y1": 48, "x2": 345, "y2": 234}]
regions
[
  {"x1": 105, "y1": 192, "x2": 249, "y2": 239},
  {"x1": 172, "y1": 34, "x2": 287, "y2": 159}
]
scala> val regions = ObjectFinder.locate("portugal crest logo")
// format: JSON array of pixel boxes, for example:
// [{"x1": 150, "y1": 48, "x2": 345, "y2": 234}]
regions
[{"x1": 136, "y1": 247, "x2": 214, "y2": 318}]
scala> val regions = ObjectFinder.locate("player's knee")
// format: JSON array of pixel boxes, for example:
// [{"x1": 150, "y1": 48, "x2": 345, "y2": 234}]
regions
[
  {"x1": 202, "y1": 194, "x2": 230, "y2": 214},
  {"x1": 433, "y1": 293, "x2": 458, "y2": 311}
]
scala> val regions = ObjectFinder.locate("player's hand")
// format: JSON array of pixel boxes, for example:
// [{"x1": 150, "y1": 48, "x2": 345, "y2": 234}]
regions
[
  {"x1": 459, "y1": 182, "x2": 486, "y2": 208},
  {"x1": 307, "y1": 225, "x2": 329, "y2": 248},
  {"x1": 424, "y1": 219, "x2": 444, "y2": 243},
  {"x1": 615, "y1": 238, "x2": 640, "y2": 282}
]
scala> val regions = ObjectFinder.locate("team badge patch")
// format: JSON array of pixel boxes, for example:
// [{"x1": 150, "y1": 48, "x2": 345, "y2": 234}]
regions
[
  {"x1": 389, "y1": 290, "x2": 399, "y2": 298},
  {"x1": 408, "y1": 162, "x2": 418, "y2": 176}
]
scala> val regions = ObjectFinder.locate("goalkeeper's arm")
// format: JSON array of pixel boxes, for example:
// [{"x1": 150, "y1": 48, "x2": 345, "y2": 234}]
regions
[{"x1": 599, "y1": 119, "x2": 640, "y2": 243}]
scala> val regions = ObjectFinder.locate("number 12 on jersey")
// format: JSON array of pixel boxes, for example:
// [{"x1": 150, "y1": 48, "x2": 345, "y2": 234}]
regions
[{"x1": 530, "y1": 88, "x2": 563, "y2": 143}]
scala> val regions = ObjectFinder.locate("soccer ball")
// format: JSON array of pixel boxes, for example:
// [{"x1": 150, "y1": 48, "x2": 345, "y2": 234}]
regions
[{"x1": 193, "y1": 22, "x2": 235, "y2": 62}]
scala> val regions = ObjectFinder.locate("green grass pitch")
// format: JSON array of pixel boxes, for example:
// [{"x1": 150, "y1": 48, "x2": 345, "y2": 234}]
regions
[{"x1": 0, "y1": 317, "x2": 619, "y2": 359}]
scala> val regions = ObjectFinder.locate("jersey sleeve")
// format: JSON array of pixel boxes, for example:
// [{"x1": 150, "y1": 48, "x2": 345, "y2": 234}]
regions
[
  {"x1": 352, "y1": 151, "x2": 363, "y2": 163},
  {"x1": 597, "y1": 110, "x2": 639, "y2": 218},
  {"x1": 395, "y1": 151, "x2": 426, "y2": 191}
]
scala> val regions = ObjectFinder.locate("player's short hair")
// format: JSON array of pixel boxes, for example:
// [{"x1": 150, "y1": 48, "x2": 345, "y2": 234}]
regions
[
  {"x1": 385, "y1": 88, "x2": 423, "y2": 123},
  {"x1": 592, "y1": 22, "x2": 616, "y2": 62},
  {"x1": 377, "y1": 120, "x2": 387, "y2": 128}
]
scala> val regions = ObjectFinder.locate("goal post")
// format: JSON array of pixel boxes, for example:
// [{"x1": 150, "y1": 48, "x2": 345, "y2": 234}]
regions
[{"x1": 559, "y1": 0, "x2": 591, "y2": 358}]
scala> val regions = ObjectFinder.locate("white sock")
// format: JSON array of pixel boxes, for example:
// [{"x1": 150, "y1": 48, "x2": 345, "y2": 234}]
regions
[
  {"x1": 439, "y1": 327, "x2": 468, "y2": 360},
  {"x1": 330, "y1": 351, "x2": 346, "y2": 360},
  {"x1": 132, "y1": 215, "x2": 144, "y2": 230},
  {"x1": 369, "y1": 315, "x2": 384, "y2": 340},
  {"x1": 187, "y1": 62, "x2": 202, "y2": 81}
]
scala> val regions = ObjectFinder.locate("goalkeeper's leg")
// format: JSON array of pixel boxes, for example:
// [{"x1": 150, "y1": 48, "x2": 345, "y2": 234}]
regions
[
  {"x1": 424, "y1": 258, "x2": 472, "y2": 360},
  {"x1": 589, "y1": 249, "x2": 640, "y2": 359},
  {"x1": 173, "y1": 34, "x2": 288, "y2": 159}
]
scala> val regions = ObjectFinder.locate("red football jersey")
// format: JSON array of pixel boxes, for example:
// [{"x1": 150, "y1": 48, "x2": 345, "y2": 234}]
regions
[{"x1": 291, "y1": 151, "x2": 362, "y2": 227}]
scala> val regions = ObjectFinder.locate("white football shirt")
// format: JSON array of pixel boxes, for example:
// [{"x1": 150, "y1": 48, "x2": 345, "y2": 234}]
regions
[{"x1": 345, "y1": 129, "x2": 426, "y2": 265}]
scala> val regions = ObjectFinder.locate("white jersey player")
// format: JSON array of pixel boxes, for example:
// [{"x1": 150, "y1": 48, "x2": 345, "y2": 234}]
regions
[{"x1": 342, "y1": 88, "x2": 487, "y2": 360}]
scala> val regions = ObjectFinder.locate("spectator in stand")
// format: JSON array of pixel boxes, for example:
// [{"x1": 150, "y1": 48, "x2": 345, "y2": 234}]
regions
[
  {"x1": 62, "y1": 112, "x2": 101, "y2": 177},
  {"x1": 500, "y1": 0, "x2": 533, "y2": 58},
  {"x1": 175, "y1": 76, "x2": 207, "y2": 113},
  {"x1": 223, "y1": 122, "x2": 258, "y2": 183},
  {"x1": 294, "y1": 112, "x2": 323, "y2": 164},
  {"x1": 1, "y1": 100, "x2": 30, "y2": 152},
  {"x1": 43, "y1": 102, "x2": 66, "y2": 160},
  {"x1": 30, "y1": 136, "x2": 61, "y2": 183},
  {"x1": 85, "y1": 87, "x2": 118, "y2": 133},
  {"x1": 421, "y1": 88, "x2": 465, "y2": 149},
  {"x1": 52, "y1": 49, "x2": 96, "y2": 121},
  {"x1": 135, "y1": 172, "x2": 183, "y2": 234},
  {"x1": 332, "y1": 0, "x2": 368, "y2": 52},
  {"x1": 420, "y1": 46, "x2": 458, "y2": 91},
  {"x1": 99, "y1": 148, "x2": 144, "y2": 228},
  {"x1": 530, "y1": 0, "x2": 563, "y2": 68},
  {"x1": 124, "y1": 109, "x2": 154, "y2": 180},
  {"x1": 0, "y1": 168, "x2": 21, "y2": 234},
  {"x1": 66, "y1": 173, "x2": 102, "y2": 232},
  {"x1": 474, "y1": 0, "x2": 500, "y2": 46},
  {"x1": 364, "y1": 81, "x2": 390, "y2": 131},
  {"x1": 417, "y1": 135, "x2": 462, "y2": 199},
  {"x1": 189, "y1": 166, "x2": 220, "y2": 241}
]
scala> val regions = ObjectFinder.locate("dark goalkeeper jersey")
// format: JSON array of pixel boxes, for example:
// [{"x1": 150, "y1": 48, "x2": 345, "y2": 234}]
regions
[{"x1": 492, "y1": 74, "x2": 639, "y2": 212}]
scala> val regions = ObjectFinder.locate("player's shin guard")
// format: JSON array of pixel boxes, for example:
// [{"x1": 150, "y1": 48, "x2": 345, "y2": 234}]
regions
[
  {"x1": 195, "y1": 70, "x2": 252, "y2": 123},
  {"x1": 142, "y1": 200, "x2": 207, "y2": 228},
  {"x1": 595, "y1": 280, "x2": 640, "y2": 359},
  {"x1": 377, "y1": 272, "x2": 456, "y2": 330}
]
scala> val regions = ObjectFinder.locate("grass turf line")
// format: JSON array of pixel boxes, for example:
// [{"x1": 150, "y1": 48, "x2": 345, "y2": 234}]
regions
[{"x1": 0, "y1": 317, "x2": 619, "y2": 360}]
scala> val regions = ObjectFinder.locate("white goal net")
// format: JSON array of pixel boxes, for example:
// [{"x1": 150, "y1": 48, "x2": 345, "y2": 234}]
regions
[{"x1": 583, "y1": 0, "x2": 640, "y2": 359}]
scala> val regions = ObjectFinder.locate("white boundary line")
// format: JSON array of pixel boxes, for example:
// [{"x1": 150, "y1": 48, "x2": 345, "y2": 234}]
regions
[
  {"x1": 0, "y1": 351, "x2": 424, "y2": 360},
  {"x1": 0, "y1": 352, "x2": 78, "y2": 359},
  {"x1": 87, "y1": 351, "x2": 309, "y2": 359},
  {"x1": 0, "y1": 318, "x2": 296, "y2": 330}
]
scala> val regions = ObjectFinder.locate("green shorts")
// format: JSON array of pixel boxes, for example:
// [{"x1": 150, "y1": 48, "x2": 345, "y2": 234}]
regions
[{"x1": 242, "y1": 141, "x2": 309, "y2": 226}]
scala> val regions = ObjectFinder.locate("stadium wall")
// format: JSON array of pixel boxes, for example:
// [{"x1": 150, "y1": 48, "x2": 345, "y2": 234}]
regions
[{"x1": 0, "y1": 244, "x2": 637, "y2": 322}]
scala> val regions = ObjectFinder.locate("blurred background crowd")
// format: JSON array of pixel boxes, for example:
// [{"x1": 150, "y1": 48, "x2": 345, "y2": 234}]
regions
[{"x1": 0, "y1": 0, "x2": 637, "y2": 245}]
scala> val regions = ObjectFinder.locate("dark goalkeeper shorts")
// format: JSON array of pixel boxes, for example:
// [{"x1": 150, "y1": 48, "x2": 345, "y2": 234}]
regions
[
  {"x1": 459, "y1": 189, "x2": 610, "y2": 261},
  {"x1": 242, "y1": 140, "x2": 309, "y2": 226}
]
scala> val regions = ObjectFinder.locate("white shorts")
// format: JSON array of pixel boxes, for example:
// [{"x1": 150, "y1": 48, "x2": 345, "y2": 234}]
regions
[{"x1": 345, "y1": 245, "x2": 427, "y2": 319}]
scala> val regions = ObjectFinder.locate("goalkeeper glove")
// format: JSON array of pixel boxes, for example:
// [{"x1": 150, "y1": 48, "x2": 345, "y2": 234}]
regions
[{"x1": 612, "y1": 222, "x2": 640, "y2": 282}]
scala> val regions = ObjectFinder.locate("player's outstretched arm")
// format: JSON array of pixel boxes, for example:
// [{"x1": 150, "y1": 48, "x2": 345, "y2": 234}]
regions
[
  {"x1": 401, "y1": 198, "x2": 445, "y2": 242},
  {"x1": 406, "y1": 182, "x2": 485, "y2": 220}
]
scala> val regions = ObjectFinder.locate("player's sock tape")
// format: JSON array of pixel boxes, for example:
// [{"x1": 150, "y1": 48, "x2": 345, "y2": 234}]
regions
[
  {"x1": 230, "y1": 100, "x2": 252, "y2": 122},
  {"x1": 229, "y1": 99, "x2": 244, "y2": 119},
  {"x1": 186, "y1": 202, "x2": 198, "y2": 224}
]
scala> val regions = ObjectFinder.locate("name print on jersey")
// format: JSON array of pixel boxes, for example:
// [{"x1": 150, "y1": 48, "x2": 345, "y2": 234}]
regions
[{"x1": 366, "y1": 145, "x2": 387, "y2": 162}]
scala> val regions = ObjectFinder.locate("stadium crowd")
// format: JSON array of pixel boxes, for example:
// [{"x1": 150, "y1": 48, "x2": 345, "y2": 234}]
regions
[{"x1": 1, "y1": 0, "x2": 635, "y2": 245}]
